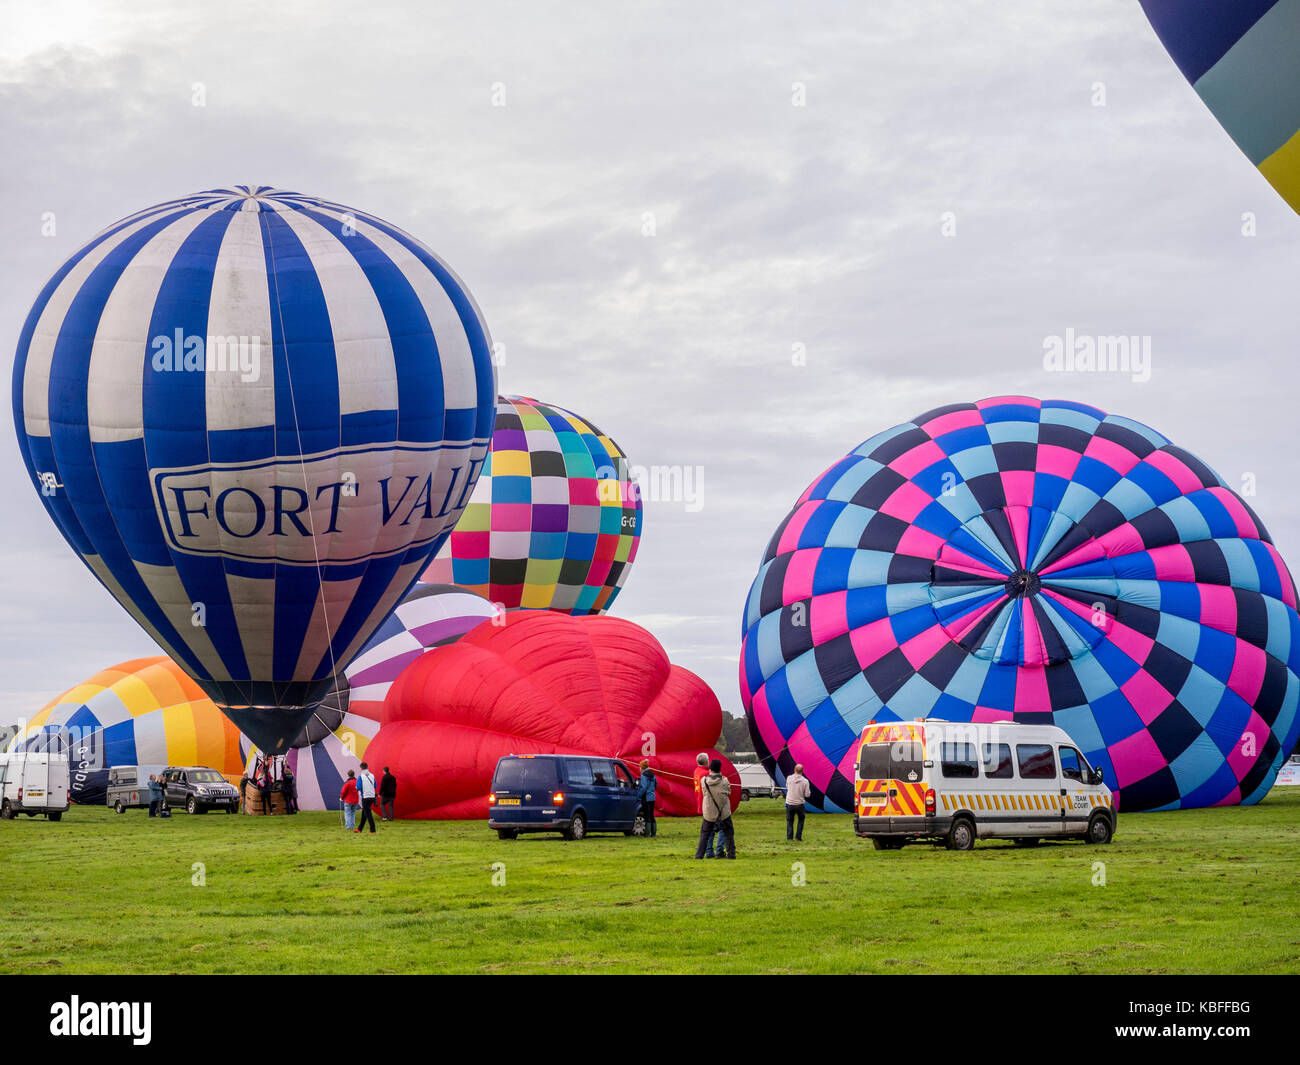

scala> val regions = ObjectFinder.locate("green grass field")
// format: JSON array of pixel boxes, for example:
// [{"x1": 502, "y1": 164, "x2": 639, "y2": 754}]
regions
[{"x1": 2, "y1": 791, "x2": 1298, "y2": 974}]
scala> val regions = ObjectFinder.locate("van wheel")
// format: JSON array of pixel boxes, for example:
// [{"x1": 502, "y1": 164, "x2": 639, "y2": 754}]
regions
[
  {"x1": 114, "y1": 800, "x2": 126, "y2": 814},
  {"x1": 1086, "y1": 813, "x2": 1113, "y2": 845},
  {"x1": 871, "y1": 838, "x2": 904, "y2": 850},
  {"x1": 564, "y1": 812, "x2": 587, "y2": 841},
  {"x1": 740, "y1": 789, "x2": 750, "y2": 802},
  {"x1": 497, "y1": 828, "x2": 518, "y2": 840},
  {"x1": 1013, "y1": 837, "x2": 1040, "y2": 848},
  {"x1": 629, "y1": 811, "x2": 648, "y2": 837},
  {"x1": 0, "y1": 801, "x2": 12, "y2": 820},
  {"x1": 946, "y1": 817, "x2": 976, "y2": 851},
  {"x1": 48, "y1": 811, "x2": 62, "y2": 822},
  {"x1": 186, "y1": 795, "x2": 197, "y2": 815}
]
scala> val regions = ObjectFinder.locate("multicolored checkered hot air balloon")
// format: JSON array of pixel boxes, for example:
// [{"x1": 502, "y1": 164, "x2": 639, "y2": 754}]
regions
[
  {"x1": 420, "y1": 395, "x2": 642, "y2": 615},
  {"x1": 8, "y1": 658, "x2": 247, "y2": 804},
  {"x1": 740, "y1": 397, "x2": 1300, "y2": 813},
  {"x1": 12, "y1": 187, "x2": 496, "y2": 753},
  {"x1": 1140, "y1": 0, "x2": 1300, "y2": 216}
]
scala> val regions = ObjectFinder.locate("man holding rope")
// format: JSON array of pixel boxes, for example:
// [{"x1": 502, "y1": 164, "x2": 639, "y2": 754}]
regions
[{"x1": 694, "y1": 759, "x2": 736, "y2": 859}]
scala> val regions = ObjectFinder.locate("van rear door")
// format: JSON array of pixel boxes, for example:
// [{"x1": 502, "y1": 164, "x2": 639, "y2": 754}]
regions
[
  {"x1": 26, "y1": 757, "x2": 49, "y2": 807},
  {"x1": 856, "y1": 727, "x2": 926, "y2": 820}
]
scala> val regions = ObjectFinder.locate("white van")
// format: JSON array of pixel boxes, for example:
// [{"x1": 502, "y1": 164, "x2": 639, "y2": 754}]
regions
[
  {"x1": 0, "y1": 752, "x2": 71, "y2": 821},
  {"x1": 853, "y1": 719, "x2": 1115, "y2": 851},
  {"x1": 735, "y1": 762, "x2": 782, "y2": 801}
]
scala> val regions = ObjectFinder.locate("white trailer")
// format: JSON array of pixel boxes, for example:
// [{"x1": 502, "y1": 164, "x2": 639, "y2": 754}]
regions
[{"x1": 0, "y1": 752, "x2": 71, "y2": 821}]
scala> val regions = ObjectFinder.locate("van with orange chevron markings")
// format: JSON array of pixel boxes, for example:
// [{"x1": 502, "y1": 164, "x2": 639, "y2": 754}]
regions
[{"x1": 853, "y1": 719, "x2": 1116, "y2": 851}]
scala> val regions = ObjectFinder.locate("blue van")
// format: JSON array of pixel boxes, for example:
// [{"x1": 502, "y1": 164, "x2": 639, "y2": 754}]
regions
[{"x1": 488, "y1": 754, "x2": 647, "y2": 840}]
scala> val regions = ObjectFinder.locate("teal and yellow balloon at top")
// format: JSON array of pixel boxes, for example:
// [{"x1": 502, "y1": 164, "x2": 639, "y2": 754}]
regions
[{"x1": 1140, "y1": 0, "x2": 1300, "y2": 216}]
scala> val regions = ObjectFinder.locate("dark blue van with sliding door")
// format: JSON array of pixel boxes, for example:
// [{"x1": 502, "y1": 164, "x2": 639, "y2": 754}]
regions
[{"x1": 488, "y1": 754, "x2": 647, "y2": 840}]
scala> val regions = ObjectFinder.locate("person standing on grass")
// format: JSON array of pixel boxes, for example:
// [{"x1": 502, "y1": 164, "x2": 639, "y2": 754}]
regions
[
  {"x1": 784, "y1": 763, "x2": 811, "y2": 841},
  {"x1": 340, "y1": 770, "x2": 360, "y2": 831},
  {"x1": 695, "y1": 759, "x2": 736, "y2": 860},
  {"x1": 355, "y1": 762, "x2": 378, "y2": 833},
  {"x1": 282, "y1": 765, "x2": 299, "y2": 814},
  {"x1": 693, "y1": 753, "x2": 720, "y2": 857},
  {"x1": 379, "y1": 766, "x2": 397, "y2": 821},
  {"x1": 258, "y1": 760, "x2": 275, "y2": 815},
  {"x1": 147, "y1": 773, "x2": 163, "y2": 818},
  {"x1": 636, "y1": 759, "x2": 658, "y2": 837}
]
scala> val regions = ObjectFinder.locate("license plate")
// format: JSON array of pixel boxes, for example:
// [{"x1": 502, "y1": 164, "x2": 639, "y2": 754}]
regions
[
  {"x1": 497, "y1": 798, "x2": 520, "y2": 806},
  {"x1": 863, "y1": 793, "x2": 887, "y2": 805}
]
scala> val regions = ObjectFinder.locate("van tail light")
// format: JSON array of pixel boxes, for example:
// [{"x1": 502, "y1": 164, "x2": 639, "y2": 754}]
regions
[
  {"x1": 925, "y1": 788, "x2": 936, "y2": 815},
  {"x1": 17, "y1": 788, "x2": 22, "y2": 803},
  {"x1": 487, "y1": 794, "x2": 496, "y2": 805},
  {"x1": 552, "y1": 792, "x2": 564, "y2": 804}
]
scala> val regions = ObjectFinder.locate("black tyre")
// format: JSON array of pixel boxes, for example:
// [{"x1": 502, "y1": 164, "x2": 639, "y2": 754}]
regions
[
  {"x1": 114, "y1": 800, "x2": 126, "y2": 814},
  {"x1": 1086, "y1": 813, "x2": 1113, "y2": 845},
  {"x1": 628, "y1": 810, "x2": 649, "y2": 837},
  {"x1": 48, "y1": 811, "x2": 62, "y2": 822},
  {"x1": 1013, "y1": 837, "x2": 1040, "y2": 848},
  {"x1": 871, "y1": 837, "x2": 904, "y2": 850},
  {"x1": 497, "y1": 828, "x2": 518, "y2": 840},
  {"x1": 740, "y1": 789, "x2": 750, "y2": 802},
  {"x1": 186, "y1": 795, "x2": 197, "y2": 815},
  {"x1": 0, "y1": 800, "x2": 13, "y2": 820},
  {"x1": 564, "y1": 811, "x2": 587, "y2": 841},
  {"x1": 945, "y1": 817, "x2": 976, "y2": 851}
]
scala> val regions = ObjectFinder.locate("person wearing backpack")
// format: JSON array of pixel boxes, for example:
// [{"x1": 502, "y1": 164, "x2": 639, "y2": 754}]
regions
[
  {"x1": 694, "y1": 759, "x2": 735, "y2": 859},
  {"x1": 355, "y1": 762, "x2": 378, "y2": 833}
]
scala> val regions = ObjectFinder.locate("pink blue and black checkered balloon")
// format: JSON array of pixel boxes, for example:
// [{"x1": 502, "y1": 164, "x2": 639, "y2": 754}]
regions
[{"x1": 740, "y1": 397, "x2": 1300, "y2": 813}]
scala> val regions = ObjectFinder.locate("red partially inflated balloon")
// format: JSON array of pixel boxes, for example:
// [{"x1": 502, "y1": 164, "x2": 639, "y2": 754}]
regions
[{"x1": 367, "y1": 611, "x2": 739, "y2": 818}]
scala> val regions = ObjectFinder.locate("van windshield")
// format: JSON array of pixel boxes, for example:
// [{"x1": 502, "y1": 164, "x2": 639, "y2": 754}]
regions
[
  {"x1": 858, "y1": 741, "x2": 923, "y2": 782},
  {"x1": 494, "y1": 758, "x2": 559, "y2": 791}
]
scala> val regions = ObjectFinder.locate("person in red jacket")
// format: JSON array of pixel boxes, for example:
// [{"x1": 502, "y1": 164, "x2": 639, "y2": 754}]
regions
[{"x1": 339, "y1": 770, "x2": 360, "y2": 831}]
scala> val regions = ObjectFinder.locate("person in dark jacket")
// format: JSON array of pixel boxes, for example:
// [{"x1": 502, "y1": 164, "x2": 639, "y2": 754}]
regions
[
  {"x1": 282, "y1": 766, "x2": 298, "y2": 814},
  {"x1": 256, "y1": 759, "x2": 274, "y2": 815},
  {"x1": 147, "y1": 774, "x2": 163, "y2": 818},
  {"x1": 379, "y1": 767, "x2": 397, "y2": 821},
  {"x1": 635, "y1": 759, "x2": 658, "y2": 837}
]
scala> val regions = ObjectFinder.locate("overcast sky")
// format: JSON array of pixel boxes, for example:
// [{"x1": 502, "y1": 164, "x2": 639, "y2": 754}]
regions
[{"x1": 2, "y1": 0, "x2": 1297, "y2": 728}]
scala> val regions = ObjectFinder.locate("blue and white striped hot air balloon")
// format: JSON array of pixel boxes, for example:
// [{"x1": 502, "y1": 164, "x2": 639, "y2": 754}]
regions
[{"x1": 12, "y1": 186, "x2": 497, "y2": 752}]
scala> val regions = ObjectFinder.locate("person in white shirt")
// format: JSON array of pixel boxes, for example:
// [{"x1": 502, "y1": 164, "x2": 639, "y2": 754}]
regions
[
  {"x1": 785, "y1": 764, "x2": 812, "y2": 841},
  {"x1": 355, "y1": 762, "x2": 379, "y2": 834}
]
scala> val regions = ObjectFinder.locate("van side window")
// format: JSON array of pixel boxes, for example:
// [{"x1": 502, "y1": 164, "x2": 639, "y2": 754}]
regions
[
  {"x1": 1016, "y1": 744, "x2": 1056, "y2": 780},
  {"x1": 982, "y1": 743, "x2": 1013, "y2": 779},
  {"x1": 1059, "y1": 747, "x2": 1083, "y2": 782},
  {"x1": 614, "y1": 763, "x2": 635, "y2": 788},
  {"x1": 590, "y1": 760, "x2": 616, "y2": 787},
  {"x1": 939, "y1": 742, "x2": 978, "y2": 778},
  {"x1": 564, "y1": 759, "x2": 594, "y2": 786}
]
